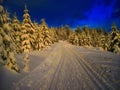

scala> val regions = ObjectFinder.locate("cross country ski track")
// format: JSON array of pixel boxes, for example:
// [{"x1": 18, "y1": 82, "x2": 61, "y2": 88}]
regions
[{"x1": 1, "y1": 41, "x2": 119, "y2": 90}]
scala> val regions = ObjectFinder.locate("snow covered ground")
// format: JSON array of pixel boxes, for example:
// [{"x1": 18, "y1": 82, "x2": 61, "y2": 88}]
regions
[{"x1": 0, "y1": 41, "x2": 120, "y2": 90}]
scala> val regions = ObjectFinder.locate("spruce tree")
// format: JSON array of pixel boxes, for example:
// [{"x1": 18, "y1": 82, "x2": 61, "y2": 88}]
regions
[
  {"x1": 64, "y1": 25, "x2": 72, "y2": 40},
  {"x1": 75, "y1": 26, "x2": 81, "y2": 33},
  {"x1": 0, "y1": 24, "x2": 4, "y2": 65},
  {"x1": 21, "y1": 5, "x2": 33, "y2": 72},
  {"x1": 81, "y1": 26, "x2": 92, "y2": 46},
  {"x1": 22, "y1": 5, "x2": 35, "y2": 51},
  {"x1": 91, "y1": 29, "x2": 99, "y2": 47},
  {"x1": 108, "y1": 23, "x2": 120, "y2": 53},
  {"x1": 58, "y1": 26, "x2": 68, "y2": 40},
  {"x1": 0, "y1": 6, "x2": 20, "y2": 72},
  {"x1": 77, "y1": 33, "x2": 82, "y2": 46},
  {"x1": 34, "y1": 22, "x2": 44, "y2": 51},
  {"x1": 21, "y1": 24, "x2": 30, "y2": 72},
  {"x1": 12, "y1": 13, "x2": 22, "y2": 53},
  {"x1": 53, "y1": 28, "x2": 59, "y2": 42},
  {"x1": 0, "y1": 4, "x2": 4, "y2": 65},
  {"x1": 97, "y1": 28, "x2": 108, "y2": 50},
  {"x1": 68, "y1": 32, "x2": 79, "y2": 46},
  {"x1": 49, "y1": 27, "x2": 58, "y2": 43},
  {"x1": 40, "y1": 19, "x2": 52, "y2": 48},
  {"x1": 101, "y1": 35, "x2": 108, "y2": 51},
  {"x1": 74, "y1": 34, "x2": 79, "y2": 46}
]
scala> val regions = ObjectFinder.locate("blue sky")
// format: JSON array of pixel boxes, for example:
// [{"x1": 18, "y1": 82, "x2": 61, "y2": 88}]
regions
[{"x1": 2, "y1": 0, "x2": 120, "y2": 30}]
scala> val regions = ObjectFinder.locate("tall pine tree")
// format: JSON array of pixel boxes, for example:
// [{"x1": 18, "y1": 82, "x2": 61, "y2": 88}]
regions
[
  {"x1": 0, "y1": 5, "x2": 20, "y2": 72},
  {"x1": 108, "y1": 23, "x2": 120, "y2": 53},
  {"x1": 40, "y1": 19, "x2": 52, "y2": 48},
  {"x1": 21, "y1": 5, "x2": 33, "y2": 72},
  {"x1": 34, "y1": 22, "x2": 44, "y2": 51},
  {"x1": 12, "y1": 13, "x2": 22, "y2": 53}
]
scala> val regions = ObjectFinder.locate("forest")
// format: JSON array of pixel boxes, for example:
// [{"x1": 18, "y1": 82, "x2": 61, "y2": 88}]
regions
[{"x1": 0, "y1": 3, "x2": 120, "y2": 73}]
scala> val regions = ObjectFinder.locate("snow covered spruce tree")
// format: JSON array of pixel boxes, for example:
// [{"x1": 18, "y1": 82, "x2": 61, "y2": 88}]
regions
[
  {"x1": 52, "y1": 28, "x2": 59, "y2": 42},
  {"x1": 90, "y1": 29, "x2": 100, "y2": 47},
  {"x1": 0, "y1": 5, "x2": 20, "y2": 72},
  {"x1": 22, "y1": 5, "x2": 35, "y2": 51},
  {"x1": 69, "y1": 33, "x2": 79, "y2": 46},
  {"x1": 21, "y1": 5, "x2": 34, "y2": 72},
  {"x1": 73, "y1": 34, "x2": 79, "y2": 46},
  {"x1": 12, "y1": 13, "x2": 22, "y2": 53},
  {"x1": 34, "y1": 22, "x2": 45, "y2": 51},
  {"x1": 40, "y1": 19, "x2": 52, "y2": 48},
  {"x1": 0, "y1": 1, "x2": 3, "y2": 55},
  {"x1": 68, "y1": 33, "x2": 74, "y2": 44},
  {"x1": 100, "y1": 34, "x2": 108, "y2": 51},
  {"x1": 77, "y1": 33, "x2": 82, "y2": 46},
  {"x1": 108, "y1": 23, "x2": 120, "y2": 53},
  {"x1": 81, "y1": 26, "x2": 92, "y2": 46},
  {"x1": 49, "y1": 27, "x2": 58, "y2": 44},
  {"x1": 75, "y1": 27, "x2": 85, "y2": 46},
  {"x1": 64, "y1": 25, "x2": 73, "y2": 40},
  {"x1": 0, "y1": 5, "x2": 4, "y2": 65},
  {"x1": 57, "y1": 26, "x2": 67, "y2": 40},
  {"x1": 96, "y1": 28, "x2": 108, "y2": 51},
  {"x1": 21, "y1": 23, "x2": 30, "y2": 72}
]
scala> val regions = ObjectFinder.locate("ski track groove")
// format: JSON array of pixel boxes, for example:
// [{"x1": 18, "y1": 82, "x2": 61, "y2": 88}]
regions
[
  {"x1": 71, "y1": 47, "x2": 114, "y2": 90},
  {"x1": 14, "y1": 45, "x2": 59, "y2": 90},
  {"x1": 48, "y1": 49, "x2": 64, "y2": 90},
  {"x1": 66, "y1": 46, "x2": 96, "y2": 90},
  {"x1": 34, "y1": 46, "x2": 62, "y2": 90}
]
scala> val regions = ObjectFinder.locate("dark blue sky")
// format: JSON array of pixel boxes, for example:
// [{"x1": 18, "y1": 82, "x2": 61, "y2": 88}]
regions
[{"x1": 2, "y1": 0, "x2": 120, "y2": 29}]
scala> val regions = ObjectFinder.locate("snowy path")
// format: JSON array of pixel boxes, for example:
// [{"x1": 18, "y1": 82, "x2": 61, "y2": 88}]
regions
[{"x1": 1, "y1": 41, "x2": 120, "y2": 90}]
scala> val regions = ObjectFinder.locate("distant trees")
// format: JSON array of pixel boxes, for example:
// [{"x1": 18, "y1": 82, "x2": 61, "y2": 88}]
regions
[
  {"x1": 57, "y1": 25, "x2": 73, "y2": 41},
  {"x1": 55, "y1": 24, "x2": 120, "y2": 54},
  {"x1": 67, "y1": 24, "x2": 120, "y2": 53},
  {"x1": 49, "y1": 27, "x2": 58, "y2": 43}
]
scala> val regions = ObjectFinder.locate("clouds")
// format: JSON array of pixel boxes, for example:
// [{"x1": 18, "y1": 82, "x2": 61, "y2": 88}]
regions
[
  {"x1": 85, "y1": 3, "x2": 114, "y2": 22},
  {"x1": 74, "y1": 0, "x2": 119, "y2": 28}
]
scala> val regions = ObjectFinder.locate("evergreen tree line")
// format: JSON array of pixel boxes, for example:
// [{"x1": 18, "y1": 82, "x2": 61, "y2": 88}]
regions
[
  {"x1": 0, "y1": 4, "x2": 120, "y2": 72},
  {"x1": 0, "y1": 5, "x2": 58, "y2": 72},
  {"x1": 57, "y1": 24, "x2": 120, "y2": 53}
]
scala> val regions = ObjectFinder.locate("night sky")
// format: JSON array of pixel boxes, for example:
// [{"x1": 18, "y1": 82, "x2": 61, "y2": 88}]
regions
[{"x1": 2, "y1": 0, "x2": 120, "y2": 30}]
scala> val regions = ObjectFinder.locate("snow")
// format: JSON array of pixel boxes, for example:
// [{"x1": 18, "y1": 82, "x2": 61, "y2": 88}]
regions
[{"x1": 0, "y1": 41, "x2": 120, "y2": 90}]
